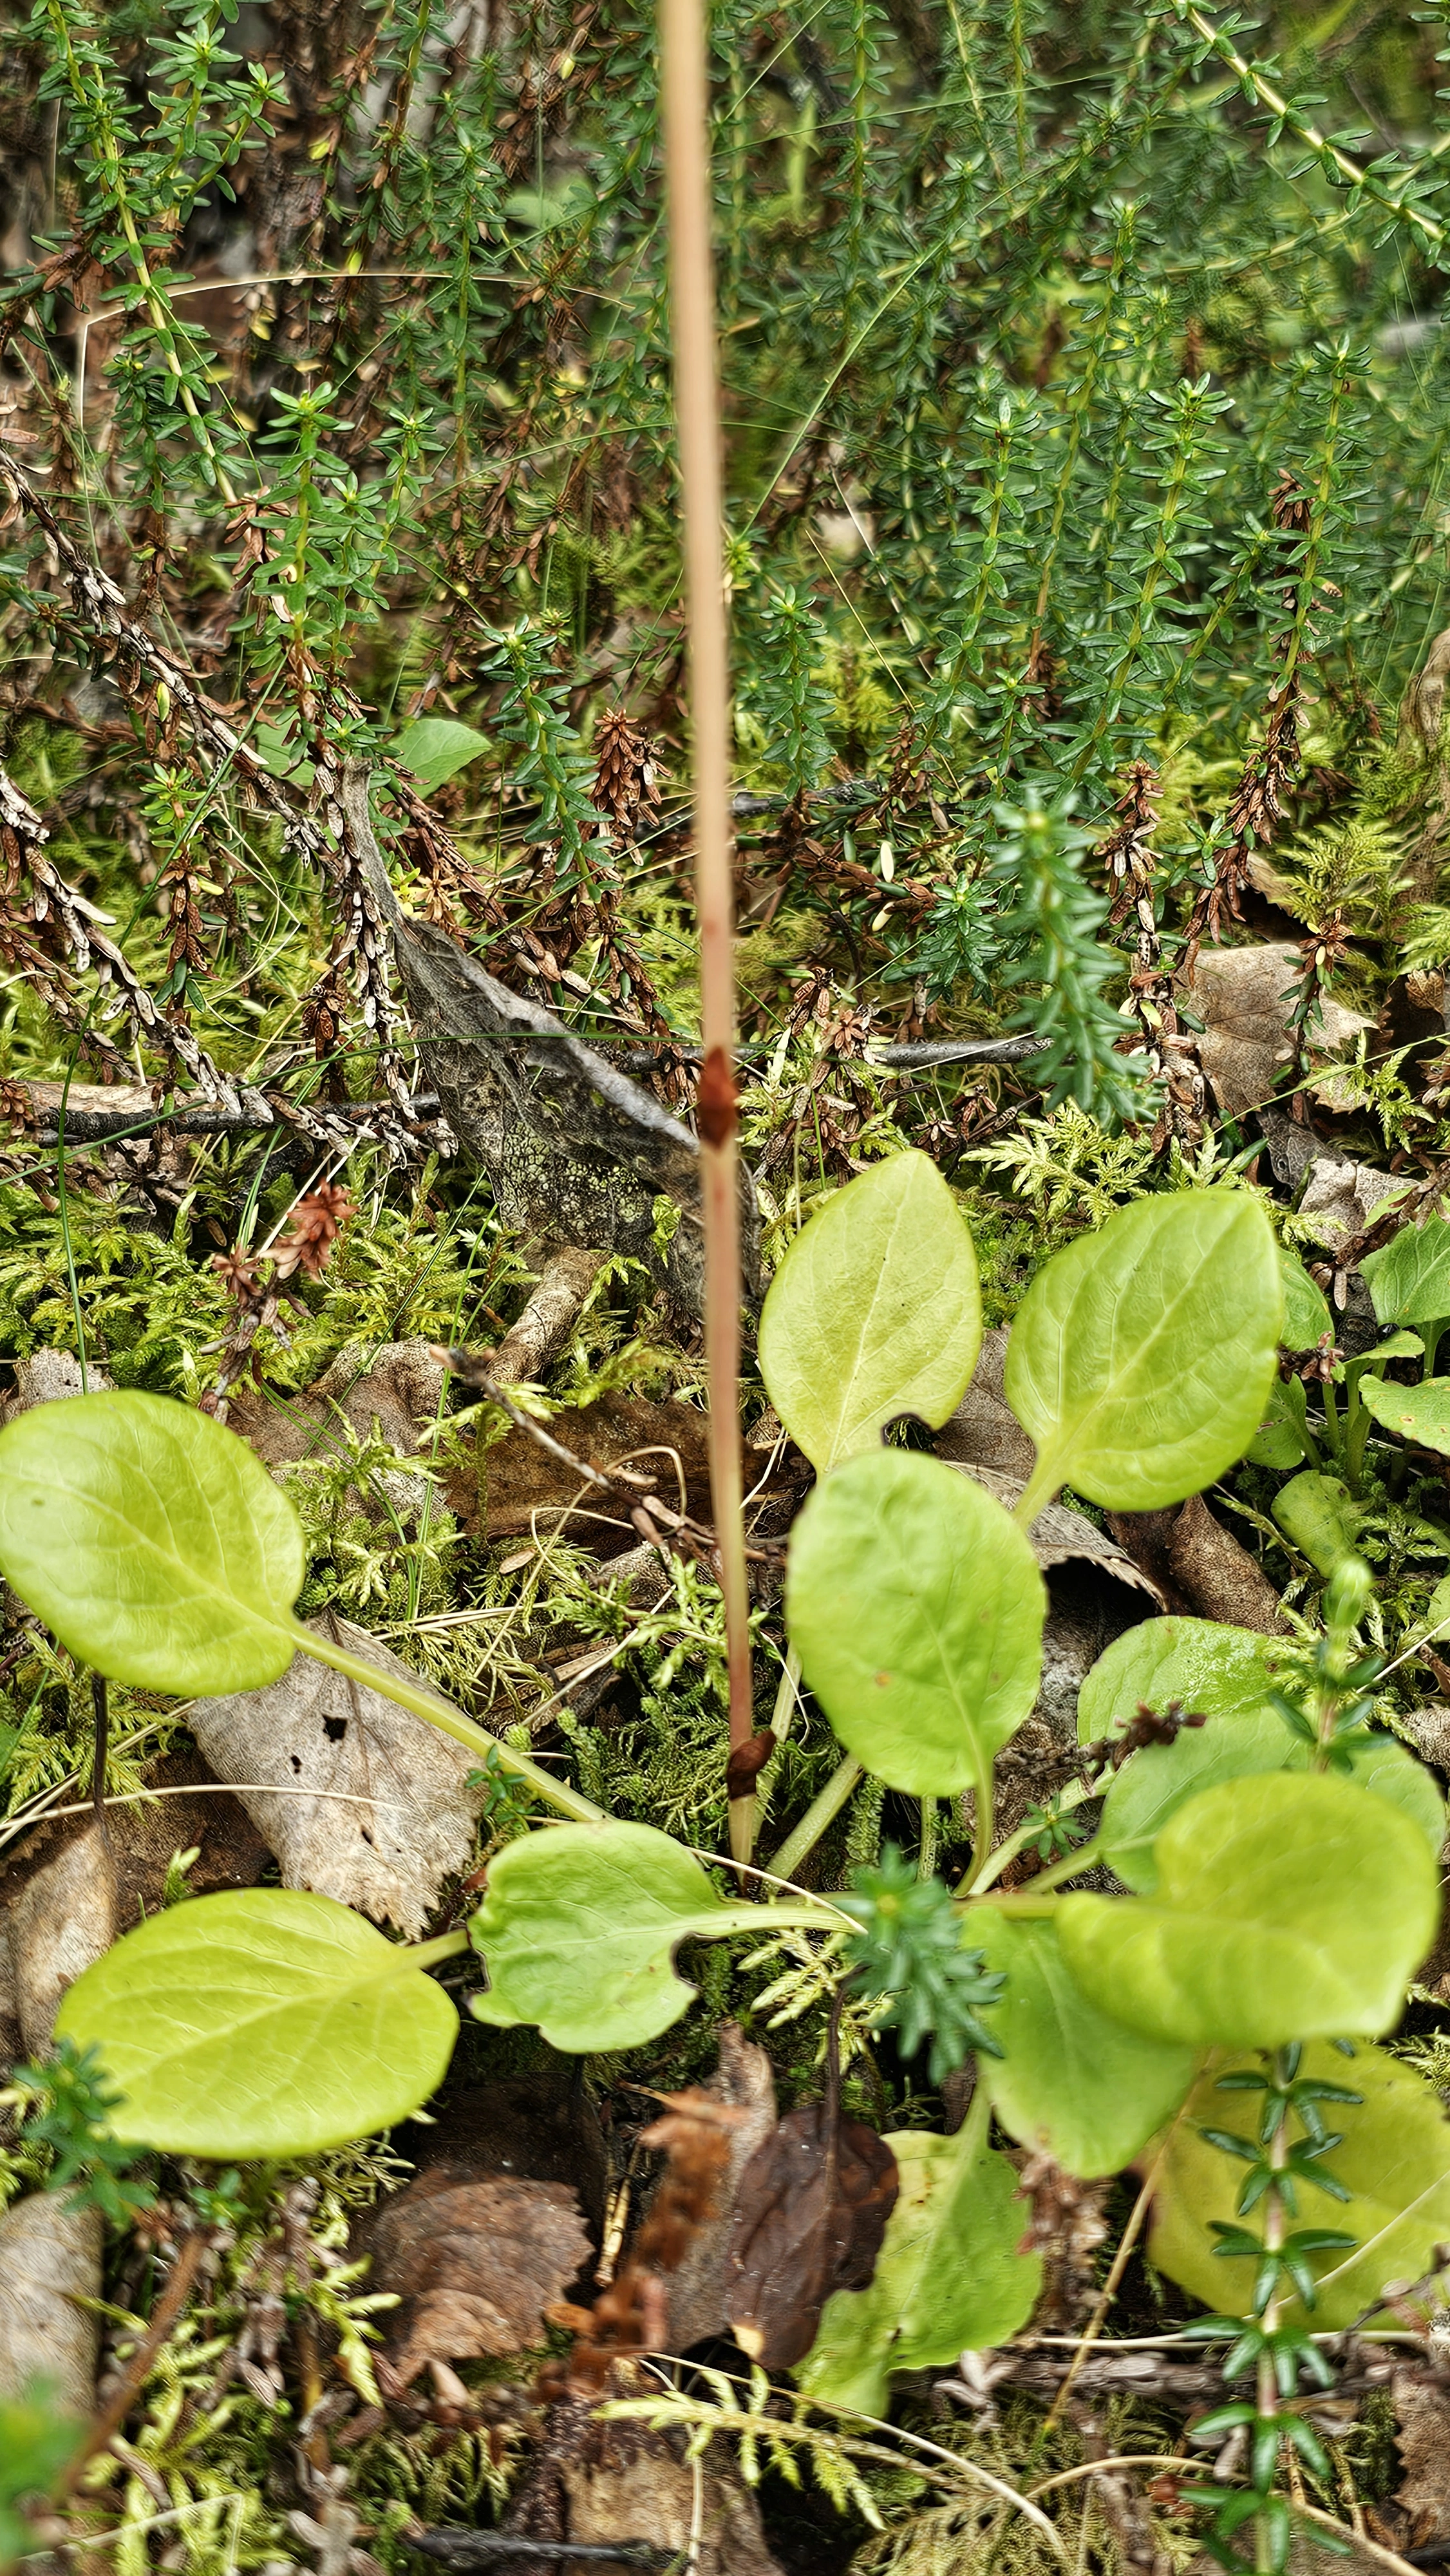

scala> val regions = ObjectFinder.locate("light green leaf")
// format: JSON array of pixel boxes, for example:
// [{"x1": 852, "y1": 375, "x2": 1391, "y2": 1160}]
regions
[
  {"x1": 1077, "y1": 1616, "x2": 1288, "y2": 1750},
  {"x1": 251, "y1": 717, "x2": 314, "y2": 785},
  {"x1": 785, "y1": 1451, "x2": 1045, "y2": 1795},
  {"x1": 1278, "y1": 1247, "x2": 1333, "y2": 1354},
  {"x1": 1059, "y1": 1770, "x2": 1437, "y2": 2047},
  {"x1": 797, "y1": 2109, "x2": 1040, "y2": 2412},
  {"x1": 1346, "y1": 1732, "x2": 1445, "y2": 1856},
  {"x1": 1359, "y1": 1374, "x2": 1450, "y2": 1459},
  {"x1": 1100, "y1": 1707, "x2": 1445, "y2": 1893},
  {"x1": 394, "y1": 717, "x2": 493, "y2": 794},
  {"x1": 1151, "y1": 2041, "x2": 1450, "y2": 2329},
  {"x1": 1362, "y1": 1213, "x2": 1450, "y2": 1329},
  {"x1": 52, "y1": 1889, "x2": 458, "y2": 2158},
  {"x1": 759, "y1": 1153, "x2": 981, "y2": 1470},
  {"x1": 1004, "y1": 1191, "x2": 1282, "y2": 1513},
  {"x1": 469, "y1": 1822, "x2": 827, "y2": 2052},
  {"x1": 1246, "y1": 1378, "x2": 1312, "y2": 1471},
  {"x1": 1337, "y1": 1331, "x2": 1424, "y2": 1377},
  {"x1": 0, "y1": 1391, "x2": 303, "y2": 1694},
  {"x1": 1271, "y1": 1468, "x2": 1363, "y2": 1576},
  {"x1": 972, "y1": 1913, "x2": 1196, "y2": 2175},
  {"x1": 1098, "y1": 1705, "x2": 1291, "y2": 1893}
]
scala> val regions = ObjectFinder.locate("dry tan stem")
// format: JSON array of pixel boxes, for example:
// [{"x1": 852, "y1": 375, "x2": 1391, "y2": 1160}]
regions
[
  {"x1": 657, "y1": 0, "x2": 753, "y2": 1862},
  {"x1": 1047, "y1": 2099, "x2": 1194, "y2": 2425}
]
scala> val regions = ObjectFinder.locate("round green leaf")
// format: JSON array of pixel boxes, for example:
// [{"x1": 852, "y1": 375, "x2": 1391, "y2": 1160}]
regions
[
  {"x1": 1279, "y1": 1247, "x2": 1333, "y2": 1354},
  {"x1": 1270, "y1": 1468, "x2": 1364, "y2": 1575},
  {"x1": 797, "y1": 2118, "x2": 1040, "y2": 2414},
  {"x1": 1059, "y1": 1770, "x2": 1437, "y2": 2047},
  {"x1": 1077, "y1": 1616, "x2": 1288, "y2": 1750},
  {"x1": 469, "y1": 1822, "x2": 823, "y2": 2052},
  {"x1": 394, "y1": 716, "x2": 492, "y2": 793},
  {"x1": 53, "y1": 1889, "x2": 458, "y2": 2158},
  {"x1": 0, "y1": 1391, "x2": 304, "y2": 1694},
  {"x1": 973, "y1": 1912, "x2": 1197, "y2": 2176},
  {"x1": 1359, "y1": 1374, "x2": 1450, "y2": 1459},
  {"x1": 1150, "y1": 2041, "x2": 1450, "y2": 2329},
  {"x1": 759, "y1": 1153, "x2": 982, "y2": 1470},
  {"x1": 1003, "y1": 1191, "x2": 1282, "y2": 1513},
  {"x1": 1100, "y1": 1710, "x2": 1445, "y2": 1893},
  {"x1": 1362, "y1": 1213, "x2": 1450, "y2": 1329},
  {"x1": 785, "y1": 1451, "x2": 1046, "y2": 1795},
  {"x1": 1346, "y1": 1732, "x2": 1446, "y2": 1854}
]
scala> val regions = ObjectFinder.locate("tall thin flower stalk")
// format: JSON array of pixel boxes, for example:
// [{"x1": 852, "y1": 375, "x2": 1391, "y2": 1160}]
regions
[{"x1": 657, "y1": 0, "x2": 755, "y2": 1864}]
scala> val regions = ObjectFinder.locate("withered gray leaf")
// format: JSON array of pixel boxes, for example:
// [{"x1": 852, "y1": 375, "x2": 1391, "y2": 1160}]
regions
[
  {"x1": 189, "y1": 1611, "x2": 483, "y2": 1938},
  {"x1": 726, "y1": 2098, "x2": 898, "y2": 2369},
  {"x1": 0, "y1": 2191, "x2": 102, "y2": 2414},
  {"x1": 388, "y1": 912, "x2": 759, "y2": 1312},
  {"x1": 370, "y1": 2172, "x2": 592, "y2": 2385}
]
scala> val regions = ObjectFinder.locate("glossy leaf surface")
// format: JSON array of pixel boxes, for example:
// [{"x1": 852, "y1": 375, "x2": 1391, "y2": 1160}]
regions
[
  {"x1": 1151, "y1": 2042, "x2": 1450, "y2": 2329},
  {"x1": 1077, "y1": 1616, "x2": 1286, "y2": 1749},
  {"x1": 0, "y1": 1390, "x2": 303, "y2": 1694},
  {"x1": 1059, "y1": 1771, "x2": 1436, "y2": 2046},
  {"x1": 759, "y1": 1153, "x2": 981, "y2": 1470},
  {"x1": 1359, "y1": 1374, "x2": 1450, "y2": 1459},
  {"x1": 1003, "y1": 1191, "x2": 1281, "y2": 1511},
  {"x1": 972, "y1": 1912, "x2": 1196, "y2": 2175},
  {"x1": 469, "y1": 1822, "x2": 825, "y2": 2052},
  {"x1": 53, "y1": 1889, "x2": 458, "y2": 2157},
  {"x1": 786, "y1": 1451, "x2": 1045, "y2": 1794},
  {"x1": 797, "y1": 2116, "x2": 1040, "y2": 2413}
]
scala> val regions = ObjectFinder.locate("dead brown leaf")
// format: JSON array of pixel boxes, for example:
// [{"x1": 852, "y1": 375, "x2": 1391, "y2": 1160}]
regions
[
  {"x1": 189, "y1": 1611, "x2": 484, "y2": 1937},
  {"x1": 726, "y1": 2045, "x2": 898, "y2": 2369},
  {"x1": 956, "y1": 1465, "x2": 1165, "y2": 1612},
  {"x1": 1188, "y1": 942, "x2": 1370, "y2": 1118},
  {"x1": 370, "y1": 2172, "x2": 592, "y2": 2387},
  {"x1": 1107, "y1": 1495, "x2": 1288, "y2": 1635},
  {"x1": 662, "y1": 2025, "x2": 777, "y2": 2353},
  {"x1": 1393, "y1": 2370, "x2": 1450, "y2": 2543},
  {"x1": 3, "y1": 1825, "x2": 116, "y2": 2056},
  {"x1": 936, "y1": 1327, "x2": 1036, "y2": 1481},
  {"x1": 502, "y1": 2382, "x2": 783, "y2": 2575}
]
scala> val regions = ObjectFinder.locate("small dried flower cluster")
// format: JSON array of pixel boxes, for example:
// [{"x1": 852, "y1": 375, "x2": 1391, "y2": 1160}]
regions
[
  {"x1": 545, "y1": 2087, "x2": 742, "y2": 2389},
  {"x1": 211, "y1": 1182, "x2": 357, "y2": 1309},
  {"x1": 206, "y1": 1185, "x2": 357, "y2": 1408}
]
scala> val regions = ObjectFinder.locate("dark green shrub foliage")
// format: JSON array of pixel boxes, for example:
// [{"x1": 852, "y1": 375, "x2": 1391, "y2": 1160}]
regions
[{"x1": 1, "y1": 0, "x2": 1448, "y2": 1122}]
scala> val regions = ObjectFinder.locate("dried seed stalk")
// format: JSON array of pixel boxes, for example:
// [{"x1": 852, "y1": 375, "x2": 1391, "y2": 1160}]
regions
[{"x1": 657, "y1": 0, "x2": 755, "y2": 1861}]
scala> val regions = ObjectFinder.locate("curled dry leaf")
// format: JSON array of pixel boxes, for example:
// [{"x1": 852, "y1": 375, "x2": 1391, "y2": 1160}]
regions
[
  {"x1": 370, "y1": 2171, "x2": 593, "y2": 2388},
  {"x1": 189, "y1": 1611, "x2": 483, "y2": 1938},
  {"x1": 726, "y1": 2065, "x2": 899, "y2": 2369},
  {"x1": 1107, "y1": 1495, "x2": 1288, "y2": 1636},
  {"x1": 956, "y1": 1464, "x2": 1165, "y2": 1613},
  {"x1": 227, "y1": 1338, "x2": 451, "y2": 1529},
  {"x1": 936, "y1": 1327, "x2": 1036, "y2": 1481}
]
